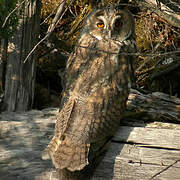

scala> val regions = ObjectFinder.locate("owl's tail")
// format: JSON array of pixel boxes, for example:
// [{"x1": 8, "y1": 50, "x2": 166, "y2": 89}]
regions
[{"x1": 42, "y1": 136, "x2": 90, "y2": 172}]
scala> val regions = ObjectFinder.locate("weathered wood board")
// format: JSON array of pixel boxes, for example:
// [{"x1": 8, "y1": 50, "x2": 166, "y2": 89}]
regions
[
  {"x1": 93, "y1": 130, "x2": 180, "y2": 180},
  {"x1": 0, "y1": 90, "x2": 180, "y2": 180}
]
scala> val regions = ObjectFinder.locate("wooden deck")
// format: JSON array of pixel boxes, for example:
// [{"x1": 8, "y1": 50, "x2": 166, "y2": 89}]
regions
[
  {"x1": 93, "y1": 125, "x2": 180, "y2": 180},
  {"x1": 0, "y1": 90, "x2": 180, "y2": 179}
]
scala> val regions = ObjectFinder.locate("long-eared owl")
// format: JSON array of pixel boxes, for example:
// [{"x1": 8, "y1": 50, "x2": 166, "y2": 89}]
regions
[{"x1": 43, "y1": 5, "x2": 137, "y2": 175}]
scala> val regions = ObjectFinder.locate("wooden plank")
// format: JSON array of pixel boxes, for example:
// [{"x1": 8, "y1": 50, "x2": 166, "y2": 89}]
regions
[
  {"x1": 113, "y1": 126, "x2": 180, "y2": 149},
  {"x1": 93, "y1": 143, "x2": 180, "y2": 180}
]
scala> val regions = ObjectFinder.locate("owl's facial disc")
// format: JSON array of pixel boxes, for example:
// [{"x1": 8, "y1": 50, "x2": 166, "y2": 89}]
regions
[
  {"x1": 114, "y1": 16, "x2": 123, "y2": 29},
  {"x1": 94, "y1": 14, "x2": 124, "y2": 40}
]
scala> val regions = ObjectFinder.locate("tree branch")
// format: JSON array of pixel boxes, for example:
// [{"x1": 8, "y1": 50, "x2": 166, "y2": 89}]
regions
[
  {"x1": 23, "y1": 0, "x2": 68, "y2": 63},
  {"x1": 2, "y1": 0, "x2": 26, "y2": 28},
  {"x1": 150, "y1": 60, "x2": 180, "y2": 81}
]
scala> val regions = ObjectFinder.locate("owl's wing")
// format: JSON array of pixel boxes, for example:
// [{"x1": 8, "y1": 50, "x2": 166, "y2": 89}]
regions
[
  {"x1": 41, "y1": 97, "x2": 75, "y2": 159},
  {"x1": 42, "y1": 96, "x2": 90, "y2": 171}
]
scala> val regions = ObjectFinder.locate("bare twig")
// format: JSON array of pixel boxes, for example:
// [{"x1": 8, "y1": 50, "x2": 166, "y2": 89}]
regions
[
  {"x1": 65, "y1": 4, "x2": 90, "y2": 39},
  {"x1": 136, "y1": 43, "x2": 161, "y2": 73},
  {"x1": 159, "y1": 0, "x2": 180, "y2": 14},
  {"x1": 46, "y1": 0, "x2": 65, "y2": 35},
  {"x1": 76, "y1": 44, "x2": 180, "y2": 57},
  {"x1": 23, "y1": 0, "x2": 68, "y2": 63},
  {"x1": 2, "y1": 0, "x2": 26, "y2": 28},
  {"x1": 40, "y1": 5, "x2": 59, "y2": 26}
]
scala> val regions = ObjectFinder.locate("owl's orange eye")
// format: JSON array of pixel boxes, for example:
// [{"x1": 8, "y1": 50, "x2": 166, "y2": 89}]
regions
[{"x1": 97, "y1": 22, "x2": 104, "y2": 28}]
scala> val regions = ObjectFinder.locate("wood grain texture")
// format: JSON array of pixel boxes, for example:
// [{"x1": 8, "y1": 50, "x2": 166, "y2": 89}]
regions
[
  {"x1": 114, "y1": 126, "x2": 180, "y2": 149},
  {"x1": 93, "y1": 142, "x2": 180, "y2": 180}
]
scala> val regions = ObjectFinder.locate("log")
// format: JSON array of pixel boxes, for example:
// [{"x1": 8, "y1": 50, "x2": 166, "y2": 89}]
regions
[
  {"x1": 142, "y1": 0, "x2": 180, "y2": 28},
  {"x1": 125, "y1": 89, "x2": 180, "y2": 122},
  {"x1": 0, "y1": 89, "x2": 180, "y2": 179}
]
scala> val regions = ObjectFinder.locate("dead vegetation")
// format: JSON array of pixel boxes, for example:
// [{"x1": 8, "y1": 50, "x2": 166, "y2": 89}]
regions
[{"x1": 34, "y1": 0, "x2": 180, "y2": 109}]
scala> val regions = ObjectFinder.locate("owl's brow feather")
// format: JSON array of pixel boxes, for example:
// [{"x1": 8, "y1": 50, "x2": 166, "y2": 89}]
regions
[{"x1": 95, "y1": 10, "x2": 104, "y2": 17}]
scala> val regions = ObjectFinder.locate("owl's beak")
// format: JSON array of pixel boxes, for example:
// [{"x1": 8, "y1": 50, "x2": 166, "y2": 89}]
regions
[{"x1": 108, "y1": 31, "x2": 112, "y2": 38}]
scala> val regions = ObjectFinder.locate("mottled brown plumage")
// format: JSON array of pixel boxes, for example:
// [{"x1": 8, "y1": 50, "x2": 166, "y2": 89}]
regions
[{"x1": 42, "y1": 5, "x2": 137, "y2": 177}]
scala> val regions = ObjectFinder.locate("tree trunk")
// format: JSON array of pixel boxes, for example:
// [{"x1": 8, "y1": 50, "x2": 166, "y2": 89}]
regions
[
  {"x1": 3, "y1": 0, "x2": 41, "y2": 111},
  {"x1": 1, "y1": 38, "x2": 8, "y2": 91},
  {"x1": 0, "y1": 38, "x2": 8, "y2": 92}
]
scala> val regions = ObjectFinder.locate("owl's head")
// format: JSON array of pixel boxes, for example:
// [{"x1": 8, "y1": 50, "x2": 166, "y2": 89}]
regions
[{"x1": 82, "y1": 6, "x2": 135, "y2": 42}]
